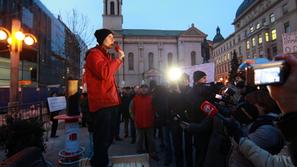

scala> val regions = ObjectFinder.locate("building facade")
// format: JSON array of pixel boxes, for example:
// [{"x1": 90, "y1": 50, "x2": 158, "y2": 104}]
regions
[
  {"x1": 102, "y1": 0, "x2": 210, "y2": 86},
  {"x1": 0, "y1": 0, "x2": 84, "y2": 88},
  {"x1": 213, "y1": 0, "x2": 297, "y2": 82}
]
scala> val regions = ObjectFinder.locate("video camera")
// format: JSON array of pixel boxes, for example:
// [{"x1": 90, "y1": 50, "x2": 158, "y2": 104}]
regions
[{"x1": 241, "y1": 60, "x2": 289, "y2": 86}]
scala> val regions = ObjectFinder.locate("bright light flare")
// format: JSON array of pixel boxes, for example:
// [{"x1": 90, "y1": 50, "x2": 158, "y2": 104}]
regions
[
  {"x1": 24, "y1": 36, "x2": 35, "y2": 45},
  {"x1": 167, "y1": 67, "x2": 182, "y2": 82},
  {"x1": 15, "y1": 31, "x2": 25, "y2": 40},
  {"x1": 7, "y1": 37, "x2": 12, "y2": 44},
  {"x1": 0, "y1": 30, "x2": 8, "y2": 40}
]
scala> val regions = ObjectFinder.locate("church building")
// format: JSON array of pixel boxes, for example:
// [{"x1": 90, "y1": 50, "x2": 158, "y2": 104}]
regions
[{"x1": 102, "y1": 0, "x2": 210, "y2": 86}]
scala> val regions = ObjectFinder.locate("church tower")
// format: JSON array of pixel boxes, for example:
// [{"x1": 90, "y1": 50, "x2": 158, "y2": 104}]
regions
[{"x1": 102, "y1": 0, "x2": 123, "y2": 30}]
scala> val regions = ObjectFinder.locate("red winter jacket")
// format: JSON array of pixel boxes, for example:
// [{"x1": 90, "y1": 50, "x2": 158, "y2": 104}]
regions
[
  {"x1": 132, "y1": 95, "x2": 155, "y2": 128},
  {"x1": 85, "y1": 46, "x2": 122, "y2": 112}
]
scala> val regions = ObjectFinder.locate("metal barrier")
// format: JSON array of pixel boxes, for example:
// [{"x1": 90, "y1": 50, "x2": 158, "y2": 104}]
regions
[{"x1": 0, "y1": 101, "x2": 48, "y2": 127}]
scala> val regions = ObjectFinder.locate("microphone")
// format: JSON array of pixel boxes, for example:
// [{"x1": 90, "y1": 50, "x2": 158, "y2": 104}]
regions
[
  {"x1": 200, "y1": 100, "x2": 226, "y2": 120},
  {"x1": 115, "y1": 43, "x2": 121, "y2": 52}
]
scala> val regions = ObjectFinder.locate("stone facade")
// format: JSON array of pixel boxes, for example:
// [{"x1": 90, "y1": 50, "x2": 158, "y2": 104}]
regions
[
  {"x1": 102, "y1": 0, "x2": 209, "y2": 87},
  {"x1": 213, "y1": 0, "x2": 297, "y2": 81}
]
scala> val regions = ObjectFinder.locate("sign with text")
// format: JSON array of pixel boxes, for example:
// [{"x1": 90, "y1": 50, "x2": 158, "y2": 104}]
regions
[
  {"x1": 47, "y1": 96, "x2": 66, "y2": 112},
  {"x1": 282, "y1": 31, "x2": 297, "y2": 54}
]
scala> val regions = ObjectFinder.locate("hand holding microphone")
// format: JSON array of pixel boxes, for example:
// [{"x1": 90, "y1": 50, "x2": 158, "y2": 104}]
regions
[
  {"x1": 200, "y1": 101, "x2": 220, "y2": 118},
  {"x1": 200, "y1": 101, "x2": 246, "y2": 143},
  {"x1": 115, "y1": 43, "x2": 125, "y2": 60}
]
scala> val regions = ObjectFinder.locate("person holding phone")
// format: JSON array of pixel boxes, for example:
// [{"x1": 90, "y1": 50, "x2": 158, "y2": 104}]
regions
[{"x1": 84, "y1": 28, "x2": 125, "y2": 167}]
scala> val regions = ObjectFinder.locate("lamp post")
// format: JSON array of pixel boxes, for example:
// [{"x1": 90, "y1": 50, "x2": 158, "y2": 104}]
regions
[{"x1": 0, "y1": 19, "x2": 37, "y2": 110}]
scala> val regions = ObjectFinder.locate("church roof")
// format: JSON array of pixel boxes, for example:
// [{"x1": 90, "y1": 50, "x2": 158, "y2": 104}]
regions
[
  {"x1": 235, "y1": 0, "x2": 256, "y2": 18},
  {"x1": 115, "y1": 29, "x2": 184, "y2": 37}
]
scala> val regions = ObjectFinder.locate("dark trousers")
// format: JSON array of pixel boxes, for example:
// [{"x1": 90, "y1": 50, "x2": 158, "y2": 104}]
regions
[
  {"x1": 184, "y1": 131, "x2": 193, "y2": 167},
  {"x1": 171, "y1": 124, "x2": 183, "y2": 167},
  {"x1": 114, "y1": 108, "x2": 121, "y2": 138},
  {"x1": 91, "y1": 107, "x2": 117, "y2": 167},
  {"x1": 194, "y1": 135, "x2": 209, "y2": 167},
  {"x1": 50, "y1": 111, "x2": 59, "y2": 137},
  {"x1": 130, "y1": 117, "x2": 136, "y2": 140}
]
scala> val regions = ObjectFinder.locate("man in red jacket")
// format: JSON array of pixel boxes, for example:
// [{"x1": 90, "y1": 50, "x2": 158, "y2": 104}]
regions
[
  {"x1": 130, "y1": 84, "x2": 159, "y2": 161},
  {"x1": 85, "y1": 28, "x2": 124, "y2": 167}
]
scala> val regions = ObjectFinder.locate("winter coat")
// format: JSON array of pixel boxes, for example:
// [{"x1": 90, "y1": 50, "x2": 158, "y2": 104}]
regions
[
  {"x1": 228, "y1": 114, "x2": 284, "y2": 167},
  {"x1": 239, "y1": 137, "x2": 294, "y2": 167},
  {"x1": 85, "y1": 46, "x2": 122, "y2": 112},
  {"x1": 131, "y1": 95, "x2": 155, "y2": 128}
]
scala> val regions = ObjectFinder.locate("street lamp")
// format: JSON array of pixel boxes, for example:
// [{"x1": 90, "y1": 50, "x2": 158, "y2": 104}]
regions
[{"x1": 0, "y1": 19, "x2": 37, "y2": 109}]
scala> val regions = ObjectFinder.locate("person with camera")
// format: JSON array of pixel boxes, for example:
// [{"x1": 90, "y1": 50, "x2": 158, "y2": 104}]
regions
[
  {"x1": 269, "y1": 54, "x2": 297, "y2": 166},
  {"x1": 230, "y1": 54, "x2": 297, "y2": 167},
  {"x1": 228, "y1": 90, "x2": 285, "y2": 167}
]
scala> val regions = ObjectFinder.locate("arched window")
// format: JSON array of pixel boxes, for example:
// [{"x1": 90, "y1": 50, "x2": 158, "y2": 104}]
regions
[
  {"x1": 191, "y1": 51, "x2": 196, "y2": 65},
  {"x1": 110, "y1": 1, "x2": 115, "y2": 15},
  {"x1": 168, "y1": 52, "x2": 173, "y2": 66},
  {"x1": 128, "y1": 52, "x2": 134, "y2": 70},
  {"x1": 148, "y1": 52, "x2": 154, "y2": 69}
]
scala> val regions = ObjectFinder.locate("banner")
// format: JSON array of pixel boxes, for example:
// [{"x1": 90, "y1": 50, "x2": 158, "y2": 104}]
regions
[{"x1": 282, "y1": 31, "x2": 297, "y2": 54}]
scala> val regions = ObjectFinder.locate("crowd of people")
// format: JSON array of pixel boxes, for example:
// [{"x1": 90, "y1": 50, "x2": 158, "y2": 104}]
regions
[{"x1": 81, "y1": 28, "x2": 297, "y2": 167}]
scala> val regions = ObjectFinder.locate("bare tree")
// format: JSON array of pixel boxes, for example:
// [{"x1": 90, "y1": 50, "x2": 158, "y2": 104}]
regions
[{"x1": 65, "y1": 9, "x2": 95, "y2": 47}]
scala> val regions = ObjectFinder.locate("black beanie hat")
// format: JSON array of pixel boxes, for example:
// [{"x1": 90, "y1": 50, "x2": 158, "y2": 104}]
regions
[
  {"x1": 94, "y1": 28, "x2": 113, "y2": 45},
  {"x1": 193, "y1": 70, "x2": 207, "y2": 82}
]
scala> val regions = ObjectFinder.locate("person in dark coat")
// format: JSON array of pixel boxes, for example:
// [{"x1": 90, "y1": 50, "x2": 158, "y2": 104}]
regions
[
  {"x1": 152, "y1": 85, "x2": 172, "y2": 166},
  {"x1": 47, "y1": 91, "x2": 59, "y2": 138},
  {"x1": 185, "y1": 71, "x2": 214, "y2": 167}
]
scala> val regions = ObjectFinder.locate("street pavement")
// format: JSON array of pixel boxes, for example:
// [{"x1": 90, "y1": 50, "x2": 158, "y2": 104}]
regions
[
  {"x1": 43, "y1": 122, "x2": 177, "y2": 167},
  {"x1": 0, "y1": 119, "x2": 180, "y2": 167}
]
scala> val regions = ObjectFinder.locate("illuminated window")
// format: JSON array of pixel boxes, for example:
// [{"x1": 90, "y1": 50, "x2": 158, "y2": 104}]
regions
[
  {"x1": 258, "y1": 35, "x2": 263, "y2": 44},
  {"x1": 252, "y1": 37, "x2": 256, "y2": 47},
  {"x1": 246, "y1": 41, "x2": 250, "y2": 49},
  {"x1": 265, "y1": 32, "x2": 270, "y2": 42},
  {"x1": 271, "y1": 29, "x2": 277, "y2": 40}
]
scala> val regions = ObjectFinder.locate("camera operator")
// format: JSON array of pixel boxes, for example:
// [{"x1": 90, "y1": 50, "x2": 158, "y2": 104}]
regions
[
  {"x1": 228, "y1": 90, "x2": 285, "y2": 167},
  {"x1": 227, "y1": 54, "x2": 297, "y2": 166},
  {"x1": 270, "y1": 54, "x2": 297, "y2": 165},
  {"x1": 233, "y1": 54, "x2": 297, "y2": 167}
]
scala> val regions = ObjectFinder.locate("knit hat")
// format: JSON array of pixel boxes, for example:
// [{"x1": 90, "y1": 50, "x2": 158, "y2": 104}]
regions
[
  {"x1": 193, "y1": 70, "x2": 207, "y2": 82},
  {"x1": 94, "y1": 28, "x2": 113, "y2": 45}
]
